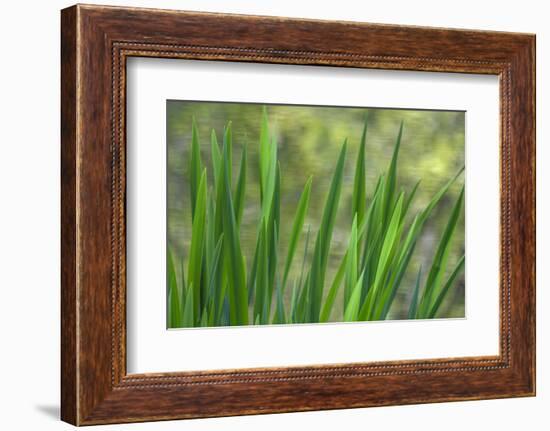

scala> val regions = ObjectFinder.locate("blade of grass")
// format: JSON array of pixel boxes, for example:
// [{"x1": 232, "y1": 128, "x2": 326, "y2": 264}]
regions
[
  {"x1": 234, "y1": 144, "x2": 247, "y2": 226},
  {"x1": 261, "y1": 139, "x2": 278, "y2": 221},
  {"x1": 373, "y1": 169, "x2": 465, "y2": 319},
  {"x1": 210, "y1": 124, "x2": 228, "y2": 323},
  {"x1": 181, "y1": 283, "x2": 195, "y2": 327},
  {"x1": 210, "y1": 129, "x2": 221, "y2": 187},
  {"x1": 374, "y1": 183, "x2": 421, "y2": 319},
  {"x1": 378, "y1": 240, "x2": 417, "y2": 319},
  {"x1": 389, "y1": 169, "x2": 464, "y2": 276},
  {"x1": 187, "y1": 169, "x2": 207, "y2": 323},
  {"x1": 297, "y1": 225, "x2": 311, "y2": 294},
  {"x1": 215, "y1": 280, "x2": 227, "y2": 325},
  {"x1": 206, "y1": 235, "x2": 224, "y2": 307},
  {"x1": 408, "y1": 266, "x2": 423, "y2": 319},
  {"x1": 402, "y1": 180, "x2": 421, "y2": 221},
  {"x1": 427, "y1": 255, "x2": 465, "y2": 318},
  {"x1": 344, "y1": 271, "x2": 365, "y2": 322},
  {"x1": 273, "y1": 278, "x2": 286, "y2": 324},
  {"x1": 179, "y1": 250, "x2": 186, "y2": 320},
  {"x1": 318, "y1": 203, "x2": 372, "y2": 323},
  {"x1": 360, "y1": 125, "x2": 403, "y2": 304},
  {"x1": 382, "y1": 121, "x2": 403, "y2": 223},
  {"x1": 415, "y1": 168, "x2": 464, "y2": 229},
  {"x1": 223, "y1": 123, "x2": 233, "y2": 184},
  {"x1": 253, "y1": 222, "x2": 268, "y2": 322},
  {"x1": 189, "y1": 117, "x2": 203, "y2": 220},
  {"x1": 344, "y1": 215, "x2": 359, "y2": 307},
  {"x1": 221, "y1": 127, "x2": 248, "y2": 325},
  {"x1": 266, "y1": 166, "x2": 281, "y2": 302},
  {"x1": 289, "y1": 280, "x2": 299, "y2": 323},
  {"x1": 308, "y1": 141, "x2": 347, "y2": 322},
  {"x1": 297, "y1": 273, "x2": 311, "y2": 323},
  {"x1": 360, "y1": 193, "x2": 405, "y2": 320},
  {"x1": 352, "y1": 119, "x2": 367, "y2": 226},
  {"x1": 361, "y1": 175, "x2": 386, "y2": 291},
  {"x1": 247, "y1": 236, "x2": 260, "y2": 305},
  {"x1": 282, "y1": 176, "x2": 312, "y2": 292},
  {"x1": 259, "y1": 107, "x2": 270, "y2": 202},
  {"x1": 418, "y1": 186, "x2": 465, "y2": 317},
  {"x1": 167, "y1": 247, "x2": 181, "y2": 328},
  {"x1": 319, "y1": 141, "x2": 347, "y2": 270},
  {"x1": 319, "y1": 251, "x2": 347, "y2": 323}
]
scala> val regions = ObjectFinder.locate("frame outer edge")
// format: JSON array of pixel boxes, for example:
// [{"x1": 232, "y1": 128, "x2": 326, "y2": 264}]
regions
[
  {"x1": 61, "y1": 5, "x2": 79, "y2": 426},
  {"x1": 531, "y1": 34, "x2": 536, "y2": 396},
  {"x1": 520, "y1": 34, "x2": 536, "y2": 395},
  {"x1": 503, "y1": 35, "x2": 536, "y2": 396}
]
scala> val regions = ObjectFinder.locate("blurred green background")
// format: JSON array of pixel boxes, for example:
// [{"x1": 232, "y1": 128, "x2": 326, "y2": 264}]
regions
[{"x1": 167, "y1": 101, "x2": 465, "y2": 320}]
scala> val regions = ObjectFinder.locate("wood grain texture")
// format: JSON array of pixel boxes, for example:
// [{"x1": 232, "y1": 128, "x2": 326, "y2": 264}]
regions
[
  {"x1": 60, "y1": 6, "x2": 78, "y2": 425},
  {"x1": 60, "y1": 4, "x2": 536, "y2": 425}
]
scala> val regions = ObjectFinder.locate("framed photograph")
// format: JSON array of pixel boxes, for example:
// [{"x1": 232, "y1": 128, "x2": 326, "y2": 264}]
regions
[{"x1": 61, "y1": 4, "x2": 535, "y2": 425}]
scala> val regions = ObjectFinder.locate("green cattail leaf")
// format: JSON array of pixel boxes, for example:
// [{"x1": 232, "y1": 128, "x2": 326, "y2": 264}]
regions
[
  {"x1": 254, "y1": 223, "x2": 268, "y2": 322},
  {"x1": 247, "y1": 235, "x2": 260, "y2": 305},
  {"x1": 210, "y1": 129, "x2": 221, "y2": 186},
  {"x1": 189, "y1": 117, "x2": 203, "y2": 220},
  {"x1": 344, "y1": 272, "x2": 365, "y2": 322},
  {"x1": 296, "y1": 272, "x2": 310, "y2": 323},
  {"x1": 419, "y1": 186, "x2": 465, "y2": 316},
  {"x1": 382, "y1": 121, "x2": 403, "y2": 222},
  {"x1": 408, "y1": 266, "x2": 423, "y2": 319},
  {"x1": 187, "y1": 169, "x2": 207, "y2": 323},
  {"x1": 221, "y1": 129, "x2": 248, "y2": 325},
  {"x1": 360, "y1": 193, "x2": 405, "y2": 320},
  {"x1": 282, "y1": 176, "x2": 312, "y2": 291},
  {"x1": 273, "y1": 279, "x2": 286, "y2": 324},
  {"x1": 319, "y1": 250, "x2": 347, "y2": 323},
  {"x1": 289, "y1": 280, "x2": 299, "y2": 324},
  {"x1": 297, "y1": 225, "x2": 311, "y2": 293},
  {"x1": 207, "y1": 234, "x2": 224, "y2": 302},
  {"x1": 428, "y1": 255, "x2": 465, "y2": 318},
  {"x1": 266, "y1": 167, "x2": 281, "y2": 301},
  {"x1": 417, "y1": 168, "x2": 464, "y2": 229},
  {"x1": 182, "y1": 283, "x2": 195, "y2": 327},
  {"x1": 352, "y1": 119, "x2": 367, "y2": 226},
  {"x1": 257, "y1": 219, "x2": 276, "y2": 323},
  {"x1": 378, "y1": 241, "x2": 417, "y2": 319},
  {"x1": 308, "y1": 141, "x2": 347, "y2": 322},
  {"x1": 259, "y1": 107, "x2": 270, "y2": 201},
  {"x1": 167, "y1": 247, "x2": 181, "y2": 328},
  {"x1": 223, "y1": 122, "x2": 233, "y2": 182},
  {"x1": 344, "y1": 215, "x2": 359, "y2": 307},
  {"x1": 234, "y1": 144, "x2": 247, "y2": 226},
  {"x1": 402, "y1": 180, "x2": 421, "y2": 221},
  {"x1": 261, "y1": 139, "x2": 278, "y2": 221}
]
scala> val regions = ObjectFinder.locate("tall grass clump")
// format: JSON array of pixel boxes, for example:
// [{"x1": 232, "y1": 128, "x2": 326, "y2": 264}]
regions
[{"x1": 168, "y1": 108, "x2": 465, "y2": 328}]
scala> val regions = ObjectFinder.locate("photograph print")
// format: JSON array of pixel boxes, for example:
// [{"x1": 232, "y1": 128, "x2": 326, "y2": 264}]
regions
[{"x1": 166, "y1": 101, "x2": 465, "y2": 329}]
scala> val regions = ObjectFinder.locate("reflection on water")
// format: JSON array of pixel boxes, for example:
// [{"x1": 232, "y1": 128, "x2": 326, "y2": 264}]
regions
[{"x1": 167, "y1": 101, "x2": 465, "y2": 319}]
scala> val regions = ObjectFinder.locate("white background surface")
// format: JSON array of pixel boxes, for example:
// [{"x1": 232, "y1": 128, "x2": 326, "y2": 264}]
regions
[
  {"x1": 0, "y1": 0, "x2": 546, "y2": 429},
  {"x1": 127, "y1": 58, "x2": 499, "y2": 373}
]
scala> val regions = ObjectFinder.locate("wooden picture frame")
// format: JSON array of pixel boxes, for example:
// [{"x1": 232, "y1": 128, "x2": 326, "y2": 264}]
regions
[{"x1": 61, "y1": 4, "x2": 535, "y2": 425}]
